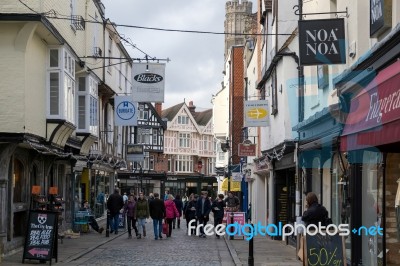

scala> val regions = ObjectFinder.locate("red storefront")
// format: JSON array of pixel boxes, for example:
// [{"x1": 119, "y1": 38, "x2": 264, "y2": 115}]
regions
[{"x1": 339, "y1": 60, "x2": 400, "y2": 265}]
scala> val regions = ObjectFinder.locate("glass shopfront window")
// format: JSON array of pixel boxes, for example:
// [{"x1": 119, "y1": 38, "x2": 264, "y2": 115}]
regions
[
  {"x1": 385, "y1": 153, "x2": 400, "y2": 264},
  {"x1": 361, "y1": 150, "x2": 383, "y2": 266}
]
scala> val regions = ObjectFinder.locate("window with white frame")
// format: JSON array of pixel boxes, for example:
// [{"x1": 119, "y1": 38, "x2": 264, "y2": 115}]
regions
[
  {"x1": 107, "y1": 104, "x2": 113, "y2": 144},
  {"x1": 175, "y1": 155, "x2": 193, "y2": 172},
  {"x1": 138, "y1": 128, "x2": 151, "y2": 144},
  {"x1": 218, "y1": 152, "x2": 225, "y2": 161},
  {"x1": 208, "y1": 158, "x2": 216, "y2": 174},
  {"x1": 77, "y1": 75, "x2": 98, "y2": 135},
  {"x1": 47, "y1": 47, "x2": 76, "y2": 124},
  {"x1": 138, "y1": 108, "x2": 148, "y2": 120},
  {"x1": 179, "y1": 133, "x2": 190, "y2": 148},
  {"x1": 178, "y1": 115, "x2": 189, "y2": 124},
  {"x1": 203, "y1": 135, "x2": 208, "y2": 150},
  {"x1": 152, "y1": 133, "x2": 158, "y2": 146}
]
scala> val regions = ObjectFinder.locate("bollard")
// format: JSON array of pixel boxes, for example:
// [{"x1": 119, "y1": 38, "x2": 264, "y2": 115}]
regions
[
  {"x1": 248, "y1": 223, "x2": 254, "y2": 266},
  {"x1": 230, "y1": 212, "x2": 234, "y2": 240},
  {"x1": 106, "y1": 210, "x2": 110, "y2": 237}
]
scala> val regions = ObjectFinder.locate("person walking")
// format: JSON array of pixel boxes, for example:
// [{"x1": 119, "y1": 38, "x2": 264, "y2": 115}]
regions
[
  {"x1": 164, "y1": 194, "x2": 179, "y2": 237},
  {"x1": 134, "y1": 191, "x2": 149, "y2": 239},
  {"x1": 225, "y1": 191, "x2": 240, "y2": 212},
  {"x1": 123, "y1": 192, "x2": 128, "y2": 204},
  {"x1": 302, "y1": 192, "x2": 329, "y2": 226},
  {"x1": 106, "y1": 188, "x2": 124, "y2": 234},
  {"x1": 196, "y1": 191, "x2": 211, "y2": 238},
  {"x1": 211, "y1": 194, "x2": 226, "y2": 238},
  {"x1": 149, "y1": 193, "x2": 165, "y2": 240},
  {"x1": 80, "y1": 201, "x2": 104, "y2": 234},
  {"x1": 184, "y1": 194, "x2": 198, "y2": 235},
  {"x1": 173, "y1": 195, "x2": 183, "y2": 229},
  {"x1": 124, "y1": 194, "x2": 139, "y2": 239}
]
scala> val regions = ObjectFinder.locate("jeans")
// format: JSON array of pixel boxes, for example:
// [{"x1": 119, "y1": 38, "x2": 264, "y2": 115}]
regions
[
  {"x1": 197, "y1": 216, "x2": 207, "y2": 235},
  {"x1": 110, "y1": 213, "x2": 119, "y2": 233},
  {"x1": 152, "y1": 219, "x2": 163, "y2": 239},
  {"x1": 137, "y1": 218, "x2": 146, "y2": 235}
]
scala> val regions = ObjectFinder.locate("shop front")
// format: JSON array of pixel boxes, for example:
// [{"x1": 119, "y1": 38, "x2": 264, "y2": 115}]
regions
[{"x1": 339, "y1": 58, "x2": 400, "y2": 264}]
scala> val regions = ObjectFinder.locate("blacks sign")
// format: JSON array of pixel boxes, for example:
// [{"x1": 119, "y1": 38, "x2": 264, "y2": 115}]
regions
[
  {"x1": 304, "y1": 232, "x2": 346, "y2": 266},
  {"x1": 23, "y1": 210, "x2": 58, "y2": 264},
  {"x1": 299, "y1": 19, "x2": 346, "y2": 66}
]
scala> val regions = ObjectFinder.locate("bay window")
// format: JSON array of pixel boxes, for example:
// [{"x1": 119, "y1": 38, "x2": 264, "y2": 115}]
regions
[
  {"x1": 47, "y1": 47, "x2": 77, "y2": 124},
  {"x1": 77, "y1": 75, "x2": 99, "y2": 135}
]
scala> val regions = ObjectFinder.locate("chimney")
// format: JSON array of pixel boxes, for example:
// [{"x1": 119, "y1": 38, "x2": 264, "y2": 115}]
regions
[
  {"x1": 188, "y1": 101, "x2": 196, "y2": 114},
  {"x1": 155, "y1": 103, "x2": 162, "y2": 116}
]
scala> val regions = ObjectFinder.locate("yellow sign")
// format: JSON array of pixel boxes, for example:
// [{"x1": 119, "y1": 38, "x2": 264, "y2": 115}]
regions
[
  {"x1": 246, "y1": 107, "x2": 268, "y2": 119},
  {"x1": 244, "y1": 100, "x2": 270, "y2": 127},
  {"x1": 221, "y1": 178, "x2": 241, "y2": 191}
]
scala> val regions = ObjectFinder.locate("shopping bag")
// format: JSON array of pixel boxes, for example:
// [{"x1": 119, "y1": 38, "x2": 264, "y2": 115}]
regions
[{"x1": 162, "y1": 221, "x2": 169, "y2": 235}]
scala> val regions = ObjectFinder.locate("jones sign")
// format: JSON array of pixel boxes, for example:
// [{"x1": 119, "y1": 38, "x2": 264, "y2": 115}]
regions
[{"x1": 299, "y1": 19, "x2": 346, "y2": 65}]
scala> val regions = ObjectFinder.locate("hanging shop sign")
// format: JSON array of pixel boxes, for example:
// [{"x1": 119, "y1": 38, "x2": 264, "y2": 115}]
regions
[
  {"x1": 132, "y1": 63, "x2": 165, "y2": 103},
  {"x1": 244, "y1": 100, "x2": 269, "y2": 127},
  {"x1": 370, "y1": 0, "x2": 392, "y2": 37},
  {"x1": 298, "y1": 18, "x2": 346, "y2": 65},
  {"x1": 238, "y1": 142, "x2": 257, "y2": 157},
  {"x1": 126, "y1": 144, "x2": 144, "y2": 162},
  {"x1": 114, "y1": 96, "x2": 138, "y2": 126}
]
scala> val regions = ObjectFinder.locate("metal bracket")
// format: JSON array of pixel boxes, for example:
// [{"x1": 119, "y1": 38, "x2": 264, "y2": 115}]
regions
[{"x1": 294, "y1": 6, "x2": 348, "y2": 18}]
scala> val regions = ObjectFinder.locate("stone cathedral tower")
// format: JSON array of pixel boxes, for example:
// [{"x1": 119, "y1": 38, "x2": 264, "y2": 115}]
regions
[{"x1": 224, "y1": 0, "x2": 256, "y2": 59}]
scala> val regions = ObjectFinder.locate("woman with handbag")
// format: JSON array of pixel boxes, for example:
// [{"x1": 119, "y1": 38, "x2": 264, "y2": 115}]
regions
[{"x1": 164, "y1": 194, "x2": 179, "y2": 237}]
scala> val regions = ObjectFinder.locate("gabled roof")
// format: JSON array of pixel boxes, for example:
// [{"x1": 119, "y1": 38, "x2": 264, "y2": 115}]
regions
[
  {"x1": 146, "y1": 102, "x2": 167, "y2": 129},
  {"x1": 161, "y1": 103, "x2": 185, "y2": 121},
  {"x1": 193, "y1": 109, "x2": 212, "y2": 126}
]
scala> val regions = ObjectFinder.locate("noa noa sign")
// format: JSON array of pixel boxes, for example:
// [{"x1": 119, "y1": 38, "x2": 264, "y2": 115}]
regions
[{"x1": 299, "y1": 18, "x2": 346, "y2": 66}]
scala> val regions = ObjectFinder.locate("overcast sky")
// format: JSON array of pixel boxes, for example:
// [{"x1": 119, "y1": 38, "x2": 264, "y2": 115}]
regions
[{"x1": 101, "y1": 0, "x2": 239, "y2": 110}]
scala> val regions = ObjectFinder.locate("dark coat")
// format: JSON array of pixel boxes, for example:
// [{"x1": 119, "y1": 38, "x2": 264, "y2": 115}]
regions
[
  {"x1": 107, "y1": 192, "x2": 124, "y2": 216},
  {"x1": 212, "y1": 199, "x2": 226, "y2": 219},
  {"x1": 302, "y1": 203, "x2": 329, "y2": 226},
  {"x1": 196, "y1": 197, "x2": 212, "y2": 217},
  {"x1": 173, "y1": 199, "x2": 183, "y2": 216},
  {"x1": 185, "y1": 200, "x2": 197, "y2": 220},
  {"x1": 149, "y1": 198, "x2": 165, "y2": 220}
]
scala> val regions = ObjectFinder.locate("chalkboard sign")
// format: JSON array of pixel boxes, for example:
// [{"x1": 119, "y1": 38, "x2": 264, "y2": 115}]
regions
[
  {"x1": 23, "y1": 210, "x2": 58, "y2": 264},
  {"x1": 304, "y1": 232, "x2": 346, "y2": 266}
]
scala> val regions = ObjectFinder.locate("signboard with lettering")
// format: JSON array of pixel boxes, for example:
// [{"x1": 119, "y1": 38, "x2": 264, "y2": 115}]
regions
[
  {"x1": 118, "y1": 213, "x2": 126, "y2": 228},
  {"x1": 303, "y1": 232, "x2": 346, "y2": 266},
  {"x1": 244, "y1": 100, "x2": 270, "y2": 127},
  {"x1": 299, "y1": 19, "x2": 346, "y2": 66},
  {"x1": 23, "y1": 210, "x2": 58, "y2": 264},
  {"x1": 126, "y1": 144, "x2": 144, "y2": 162},
  {"x1": 132, "y1": 63, "x2": 166, "y2": 103},
  {"x1": 238, "y1": 143, "x2": 257, "y2": 157},
  {"x1": 370, "y1": 0, "x2": 392, "y2": 37},
  {"x1": 114, "y1": 96, "x2": 138, "y2": 126}
]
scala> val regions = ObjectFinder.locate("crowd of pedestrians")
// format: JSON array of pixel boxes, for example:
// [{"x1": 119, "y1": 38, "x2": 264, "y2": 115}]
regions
[{"x1": 97, "y1": 188, "x2": 241, "y2": 240}]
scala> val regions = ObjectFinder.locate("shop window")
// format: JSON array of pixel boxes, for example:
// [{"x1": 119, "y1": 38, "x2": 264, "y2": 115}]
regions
[
  {"x1": 361, "y1": 150, "x2": 383, "y2": 266},
  {"x1": 13, "y1": 159, "x2": 24, "y2": 203},
  {"x1": 385, "y1": 153, "x2": 400, "y2": 264}
]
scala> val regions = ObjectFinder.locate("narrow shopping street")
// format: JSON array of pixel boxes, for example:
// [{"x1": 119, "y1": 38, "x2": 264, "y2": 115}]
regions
[{"x1": 70, "y1": 226, "x2": 233, "y2": 266}]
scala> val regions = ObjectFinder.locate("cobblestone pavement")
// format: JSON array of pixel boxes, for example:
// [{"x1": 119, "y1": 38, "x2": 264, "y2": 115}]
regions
[{"x1": 64, "y1": 221, "x2": 234, "y2": 266}]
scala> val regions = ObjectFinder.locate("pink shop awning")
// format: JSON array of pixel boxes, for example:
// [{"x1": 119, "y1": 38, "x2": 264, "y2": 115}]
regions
[{"x1": 341, "y1": 60, "x2": 400, "y2": 151}]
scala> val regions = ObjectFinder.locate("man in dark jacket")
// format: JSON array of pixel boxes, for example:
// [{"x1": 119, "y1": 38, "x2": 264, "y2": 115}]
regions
[
  {"x1": 107, "y1": 188, "x2": 124, "y2": 234},
  {"x1": 149, "y1": 193, "x2": 165, "y2": 240},
  {"x1": 196, "y1": 191, "x2": 212, "y2": 238},
  {"x1": 212, "y1": 194, "x2": 226, "y2": 238},
  {"x1": 302, "y1": 192, "x2": 329, "y2": 226}
]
